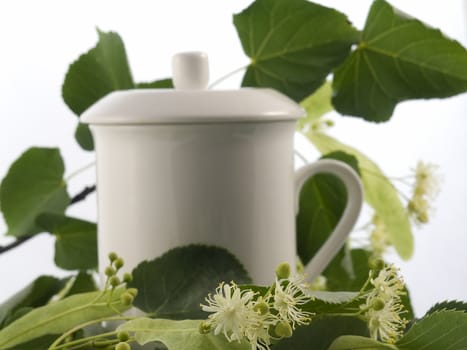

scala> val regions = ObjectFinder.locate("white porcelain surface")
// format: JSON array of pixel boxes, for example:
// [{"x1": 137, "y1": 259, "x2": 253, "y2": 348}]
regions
[{"x1": 91, "y1": 121, "x2": 363, "y2": 284}]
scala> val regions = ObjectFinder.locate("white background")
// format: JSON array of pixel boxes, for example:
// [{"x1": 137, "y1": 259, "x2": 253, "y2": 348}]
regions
[{"x1": 0, "y1": 1, "x2": 466, "y2": 317}]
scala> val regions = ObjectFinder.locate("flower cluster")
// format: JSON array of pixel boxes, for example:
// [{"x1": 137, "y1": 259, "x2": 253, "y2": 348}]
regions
[
  {"x1": 200, "y1": 263, "x2": 313, "y2": 350},
  {"x1": 360, "y1": 264, "x2": 408, "y2": 343},
  {"x1": 408, "y1": 161, "x2": 440, "y2": 224},
  {"x1": 369, "y1": 214, "x2": 390, "y2": 258}
]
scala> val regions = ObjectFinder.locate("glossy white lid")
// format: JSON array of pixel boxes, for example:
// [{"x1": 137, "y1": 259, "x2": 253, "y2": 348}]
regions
[{"x1": 81, "y1": 52, "x2": 305, "y2": 125}]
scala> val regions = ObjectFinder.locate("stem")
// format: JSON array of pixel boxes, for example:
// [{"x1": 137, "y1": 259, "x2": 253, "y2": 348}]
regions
[
  {"x1": 69, "y1": 185, "x2": 96, "y2": 205},
  {"x1": 0, "y1": 235, "x2": 34, "y2": 254},
  {"x1": 208, "y1": 65, "x2": 248, "y2": 89},
  {"x1": 65, "y1": 161, "x2": 95, "y2": 182},
  {"x1": 48, "y1": 315, "x2": 133, "y2": 350},
  {"x1": 295, "y1": 149, "x2": 309, "y2": 165}
]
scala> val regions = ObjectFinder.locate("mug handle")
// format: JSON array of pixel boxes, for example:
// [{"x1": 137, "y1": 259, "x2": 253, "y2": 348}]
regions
[{"x1": 295, "y1": 159, "x2": 364, "y2": 281}]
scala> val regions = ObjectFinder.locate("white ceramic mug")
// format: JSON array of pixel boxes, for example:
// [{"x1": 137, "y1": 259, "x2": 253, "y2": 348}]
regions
[{"x1": 82, "y1": 52, "x2": 364, "y2": 284}]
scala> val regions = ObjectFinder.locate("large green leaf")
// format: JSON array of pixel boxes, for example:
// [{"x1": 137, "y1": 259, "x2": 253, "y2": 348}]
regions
[
  {"x1": 396, "y1": 310, "x2": 467, "y2": 349},
  {"x1": 129, "y1": 245, "x2": 251, "y2": 319},
  {"x1": 118, "y1": 318, "x2": 248, "y2": 350},
  {"x1": 62, "y1": 29, "x2": 134, "y2": 116},
  {"x1": 307, "y1": 132, "x2": 413, "y2": 259},
  {"x1": 329, "y1": 335, "x2": 396, "y2": 350},
  {"x1": 62, "y1": 29, "x2": 134, "y2": 150},
  {"x1": 0, "y1": 147, "x2": 69, "y2": 237},
  {"x1": 324, "y1": 248, "x2": 371, "y2": 292},
  {"x1": 0, "y1": 287, "x2": 130, "y2": 349},
  {"x1": 37, "y1": 213, "x2": 97, "y2": 270},
  {"x1": 0, "y1": 276, "x2": 65, "y2": 329},
  {"x1": 333, "y1": 0, "x2": 467, "y2": 121},
  {"x1": 425, "y1": 300, "x2": 467, "y2": 316},
  {"x1": 297, "y1": 151, "x2": 359, "y2": 266},
  {"x1": 233, "y1": 0, "x2": 358, "y2": 102},
  {"x1": 274, "y1": 317, "x2": 369, "y2": 350},
  {"x1": 136, "y1": 78, "x2": 173, "y2": 89}
]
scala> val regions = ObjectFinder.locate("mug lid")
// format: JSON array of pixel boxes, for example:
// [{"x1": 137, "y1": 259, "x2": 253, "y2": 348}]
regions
[{"x1": 80, "y1": 52, "x2": 305, "y2": 125}]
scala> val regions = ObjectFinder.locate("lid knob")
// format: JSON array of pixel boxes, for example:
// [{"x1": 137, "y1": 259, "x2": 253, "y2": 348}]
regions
[{"x1": 172, "y1": 52, "x2": 209, "y2": 90}]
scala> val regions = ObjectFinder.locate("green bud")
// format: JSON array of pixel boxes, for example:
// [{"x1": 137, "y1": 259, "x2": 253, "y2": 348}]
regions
[
  {"x1": 199, "y1": 320, "x2": 211, "y2": 334},
  {"x1": 117, "y1": 331, "x2": 130, "y2": 342},
  {"x1": 127, "y1": 288, "x2": 138, "y2": 298},
  {"x1": 108, "y1": 252, "x2": 118, "y2": 262},
  {"x1": 123, "y1": 272, "x2": 133, "y2": 283},
  {"x1": 120, "y1": 292, "x2": 134, "y2": 306},
  {"x1": 368, "y1": 257, "x2": 385, "y2": 271},
  {"x1": 275, "y1": 320, "x2": 293, "y2": 338},
  {"x1": 275, "y1": 262, "x2": 291, "y2": 280},
  {"x1": 114, "y1": 258, "x2": 124, "y2": 269},
  {"x1": 325, "y1": 119, "x2": 334, "y2": 127},
  {"x1": 371, "y1": 298, "x2": 385, "y2": 311},
  {"x1": 109, "y1": 276, "x2": 121, "y2": 287},
  {"x1": 104, "y1": 266, "x2": 116, "y2": 277},
  {"x1": 115, "y1": 342, "x2": 131, "y2": 350},
  {"x1": 253, "y1": 301, "x2": 269, "y2": 315}
]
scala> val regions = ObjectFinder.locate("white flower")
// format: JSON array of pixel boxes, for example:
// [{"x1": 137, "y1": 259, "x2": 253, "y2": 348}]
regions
[
  {"x1": 370, "y1": 265, "x2": 405, "y2": 302},
  {"x1": 414, "y1": 161, "x2": 440, "y2": 199},
  {"x1": 364, "y1": 298, "x2": 407, "y2": 343},
  {"x1": 201, "y1": 282, "x2": 256, "y2": 343},
  {"x1": 362, "y1": 264, "x2": 407, "y2": 343},
  {"x1": 273, "y1": 275, "x2": 313, "y2": 328},
  {"x1": 408, "y1": 161, "x2": 441, "y2": 224}
]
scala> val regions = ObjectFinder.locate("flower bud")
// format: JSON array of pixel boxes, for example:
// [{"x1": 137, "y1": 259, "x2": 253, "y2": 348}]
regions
[
  {"x1": 109, "y1": 276, "x2": 121, "y2": 287},
  {"x1": 127, "y1": 288, "x2": 138, "y2": 298},
  {"x1": 275, "y1": 320, "x2": 293, "y2": 338},
  {"x1": 108, "y1": 252, "x2": 118, "y2": 262},
  {"x1": 368, "y1": 257, "x2": 385, "y2": 271},
  {"x1": 371, "y1": 297, "x2": 385, "y2": 311},
  {"x1": 199, "y1": 320, "x2": 211, "y2": 334},
  {"x1": 115, "y1": 342, "x2": 131, "y2": 350},
  {"x1": 117, "y1": 331, "x2": 130, "y2": 342},
  {"x1": 253, "y1": 301, "x2": 269, "y2": 315},
  {"x1": 120, "y1": 292, "x2": 134, "y2": 306},
  {"x1": 123, "y1": 273, "x2": 133, "y2": 283},
  {"x1": 104, "y1": 266, "x2": 116, "y2": 277},
  {"x1": 114, "y1": 258, "x2": 124, "y2": 269},
  {"x1": 275, "y1": 262, "x2": 291, "y2": 280}
]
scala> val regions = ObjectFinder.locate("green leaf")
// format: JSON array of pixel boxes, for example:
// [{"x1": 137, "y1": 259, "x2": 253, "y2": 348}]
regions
[
  {"x1": 297, "y1": 81, "x2": 333, "y2": 130},
  {"x1": 118, "y1": 318, "x2": 249, "y2": 350},
  {"x1": 396, "y1": 310, "x2": 467, "y2": 349},
  {"x1": 296, "y1": 151, "x2": 359, "y2": 266},
  {"x1": 37, "y1": 213, "x2": 97, "y2": 270},
  {"x1": 0, "y1": 276, "x2": 64, "y2": 328},
  {"x1": 6, "y1": 334, "x2": 59, "y2": 350},
  {"x1": 274, "y1": 317, "x2": 369, "y2": 350},
  {"x1": 332, "y1": 0, "x2": 467, "y2": 121},
  {"x1": 324, "y1": 249, "x2": 371, "y2": 292},
  {"x1": 303, "y1": 291, "x2": 363, "y2": 315},
  {"x1": 309, "y1": 291, "x2": 359, "y2": 305},
  {"x1": 129, "y1": 245, "x2": 251, "y2": 319},
  {"x1": 329, "y1": 335, "x2": 396, "y2": 350},
  {"x1": 425, "y1": 300, "x2": 467, "y2": 316},
  {"x1": 62, "y1": 29, "x2": 134, "y2": 150},
  {"x1": 306, "y1": 132, "x2": 413, "y2": 259},
  {"x1": 0, "y1": 147, "x2": 69, "y2": 237},
  {"x1": 74, "y1": 122, "x2": 94, "y2": 151},
  {"x1": 63, "y1": 272, "x2": 97, "y2": 296},
  {"x1": 0, "y1": 287, "x2": 130, "y2": 349},
  {"x1": 136, "y1": 78, "x2": 173, "y2": 89},
  {"x1": 233, "y1": 0, "x2": 358, "y2": 102}
]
